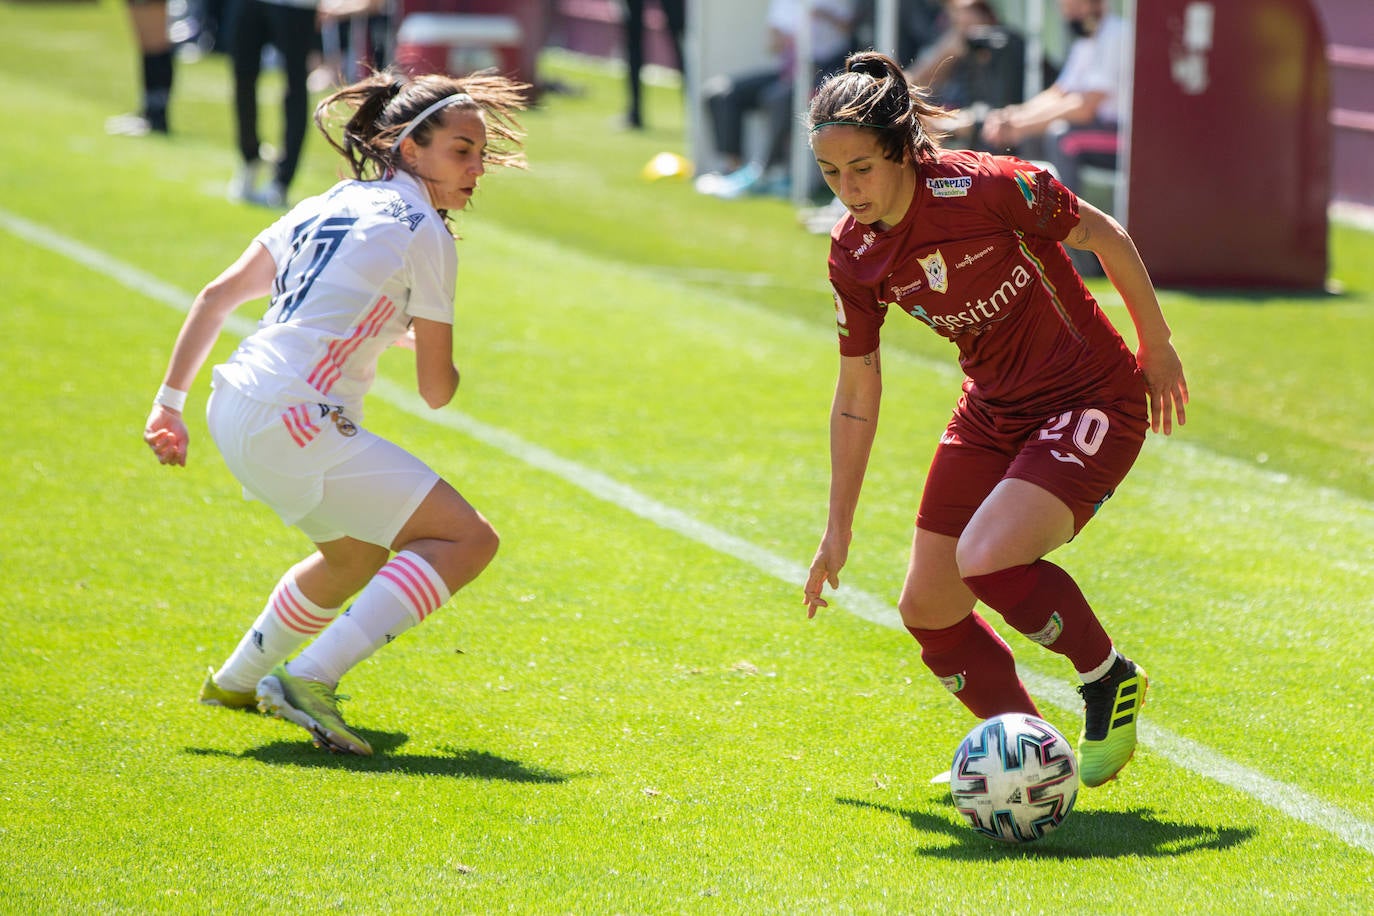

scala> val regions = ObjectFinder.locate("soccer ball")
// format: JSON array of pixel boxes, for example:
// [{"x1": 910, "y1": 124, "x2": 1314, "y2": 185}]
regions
[{"x1": 949, "y1": 713, "x2": 1079, "y2": 843}]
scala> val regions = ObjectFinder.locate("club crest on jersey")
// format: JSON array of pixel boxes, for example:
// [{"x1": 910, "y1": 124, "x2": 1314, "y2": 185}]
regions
[
  {"x1": 330, "y1": 407, "x2": 358, "y2": 437},
  {"x1": 926, "y1": 176, "x2": 973, "y2": 198},
  {"x1": 918, "y1": 250, "x2": 949, "y2": 293}
]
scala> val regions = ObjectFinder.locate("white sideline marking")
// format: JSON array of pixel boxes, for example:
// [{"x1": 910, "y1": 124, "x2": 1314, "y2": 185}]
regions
[{"x1": 5, "y1": 206, "x2": 1372, "y2": 856}]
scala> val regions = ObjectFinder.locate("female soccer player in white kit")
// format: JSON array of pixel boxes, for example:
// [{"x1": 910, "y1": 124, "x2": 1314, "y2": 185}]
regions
[{"x1": 143, "y1": 69, "x2": 527, "y2": 755}]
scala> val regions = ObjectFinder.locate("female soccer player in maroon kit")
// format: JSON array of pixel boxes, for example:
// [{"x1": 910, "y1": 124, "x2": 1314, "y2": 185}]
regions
[{"x1": 801, "y1": 52, "x2": 1188, "y2": 787}]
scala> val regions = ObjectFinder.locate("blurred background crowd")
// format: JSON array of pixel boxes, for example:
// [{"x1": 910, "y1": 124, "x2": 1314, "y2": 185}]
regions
[{"x1": 109, "y1": 0, "x2": 1372, "y2": 284}]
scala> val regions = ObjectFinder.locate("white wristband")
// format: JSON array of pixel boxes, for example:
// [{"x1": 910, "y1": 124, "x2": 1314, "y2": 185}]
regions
[{"x1": 154, "y1": 384, "x2": 188, "y2": 412}]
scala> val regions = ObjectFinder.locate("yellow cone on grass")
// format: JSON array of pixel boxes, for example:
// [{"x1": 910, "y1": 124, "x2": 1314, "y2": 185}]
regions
[{"x1": 642, "y1": 151, "x2": 692, "y2": 181}]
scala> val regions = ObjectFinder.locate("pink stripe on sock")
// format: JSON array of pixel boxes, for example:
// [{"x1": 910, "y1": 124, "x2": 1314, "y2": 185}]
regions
[
  {"x1": 272, "y1": 587, "x2": 332, "y2": 634},
  {"x1": 377, "y1": 566, "x2": 426, "y2": 618},
  {"x1": 377, "y1": 554, "x2": 445, "y2": 621},
  {"x1": 390, "y1": 554, "x2": 443, "y2": 610}
]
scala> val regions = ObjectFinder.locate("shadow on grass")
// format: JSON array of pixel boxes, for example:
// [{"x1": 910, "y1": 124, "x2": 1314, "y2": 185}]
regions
[
  {"x1": 838, "y1": 797, "x2": 1256, "y2": 859},
  {"x1": 185, "y1": 737, "x2": 571, "y2": 783}
]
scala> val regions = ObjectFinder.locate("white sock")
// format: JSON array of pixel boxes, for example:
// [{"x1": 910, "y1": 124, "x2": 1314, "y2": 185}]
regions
[
  {"x1": 1079, "y1": 647, "x2": 1120, "y2": 683},
  {"x1": 215, "y1": 573, "x2": 340, "y2": 692},
  {"x1": 288, "y1": 551, "x2": 451, "y2": 687}
]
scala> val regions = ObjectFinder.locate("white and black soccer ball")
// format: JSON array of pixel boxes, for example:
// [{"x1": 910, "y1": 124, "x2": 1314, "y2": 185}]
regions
[{"x1": 949, "y1": 713, "x2": 1079, "y2": 843}]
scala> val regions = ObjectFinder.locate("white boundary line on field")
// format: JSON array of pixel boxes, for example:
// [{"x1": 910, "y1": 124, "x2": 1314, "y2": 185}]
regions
[{"x1": 6, "y1": 206, "x2": 1372, "y2": 856}]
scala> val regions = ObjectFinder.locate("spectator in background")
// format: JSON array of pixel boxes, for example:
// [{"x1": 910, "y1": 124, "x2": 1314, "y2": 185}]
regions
[
  {"x1": 802, "y1": 0, "x2": 1023, "y2": 232},
  {"x1": 907, "y1": 0, "x2": 1023, "y2": 125},
  {"x1": 196, "y1": 0, "x2": 230, "y2": 55},
  {"x1": 622, "y1": 0, "x2": 686, "y2": 129},
  {"x1": 851, "y1": 0, "x2": 944, "y2": 75},
  {"x1": 227, "y1": 0, "x2": 320, "y2": 208},
  {"x1": 107, "y1": 0, "x2": 176, "y2": 136},
  {"x1": 979, "y1": 0, "x2": 1124, "y2": 195},
  {"x1": 800, "y1": 0, "x2": 1024, "y2": 232},
  {"x1": 310, "y1": 0, "x2": 392, "y2": 92},
  {"x1": 696, "y1": 0, "x2": 856, "y2": 199}
]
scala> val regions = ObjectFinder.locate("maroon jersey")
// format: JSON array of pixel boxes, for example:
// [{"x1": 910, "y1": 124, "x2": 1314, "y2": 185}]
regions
[{"x1": 828, "y1": 150, "x2": 1142, "y2": 421}]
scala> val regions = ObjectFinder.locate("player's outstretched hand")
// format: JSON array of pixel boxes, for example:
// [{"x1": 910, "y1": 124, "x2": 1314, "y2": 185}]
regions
[
  {"x1": 1138, "y1": 341, "x2": 1188, "y2": 435},
  {"x1": 803, "y1": 530, "x2": 851, "y2": 619},
  {"x1": 144, "y1": 406, "x2": 190, "y2": 467}
]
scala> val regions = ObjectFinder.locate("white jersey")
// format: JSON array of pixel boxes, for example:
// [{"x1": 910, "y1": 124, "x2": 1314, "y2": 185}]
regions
[{"x1": 214, "y1": 170, "x2": 456, "y2": 418}]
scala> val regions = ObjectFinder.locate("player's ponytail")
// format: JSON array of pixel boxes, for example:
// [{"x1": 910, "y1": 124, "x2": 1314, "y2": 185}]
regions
[
  {"x1": 314, "y1": 70, "x2": 405, "y2": 180},
  {"x1": 314, "y1": 68, "x2": 529, "y2": 183},
  {"x1": 808, "y1": 51, "x2": 946, "y2": 164}
]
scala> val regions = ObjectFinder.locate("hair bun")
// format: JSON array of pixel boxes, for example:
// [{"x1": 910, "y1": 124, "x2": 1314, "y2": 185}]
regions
[{"x1": 847, "y1": 53, "x2": 889, "y2": 79}]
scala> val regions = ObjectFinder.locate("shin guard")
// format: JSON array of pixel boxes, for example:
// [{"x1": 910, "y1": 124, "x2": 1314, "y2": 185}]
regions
[
  {"x1": 907, "y1": 613, "x2": 1040, "y2": 718},
  {"x1": 963, "y1": 561, "x2": 1113, "y2": 676}
]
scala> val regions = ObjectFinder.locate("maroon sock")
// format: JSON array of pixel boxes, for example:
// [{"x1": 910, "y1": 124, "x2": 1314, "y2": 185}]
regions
[
  {"x1": 907, "y1": 613, "x2": 1040, "y2": 718},
  {"x1": 963, "y1": 561, "x2": 1113, "y2": 675}
]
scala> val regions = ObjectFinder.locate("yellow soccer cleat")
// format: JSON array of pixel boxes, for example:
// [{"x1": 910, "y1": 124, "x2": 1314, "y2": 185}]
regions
[
  {"x1": 1077, "y1": 656, "x2": 1148, "y2": 787},
  {"x1": 256, "y1": 665, "x2": 373, "y2": 756},
  {"x1": 198, "y1": 667, "x2": 257, "y2": 709}
]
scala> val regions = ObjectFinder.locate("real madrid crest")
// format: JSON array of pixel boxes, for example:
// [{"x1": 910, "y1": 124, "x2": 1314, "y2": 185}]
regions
[
  {"x1": 330, "y1": 407, "x2": 358, "y2": 437},
  {"x1": 917, "y1": 249, "x2": 949, "y2": 294}
]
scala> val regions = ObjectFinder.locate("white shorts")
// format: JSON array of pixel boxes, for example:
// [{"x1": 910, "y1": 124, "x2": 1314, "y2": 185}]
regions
[{"x1": 207, "y1": 373, "x2": 440, "y2": 547}]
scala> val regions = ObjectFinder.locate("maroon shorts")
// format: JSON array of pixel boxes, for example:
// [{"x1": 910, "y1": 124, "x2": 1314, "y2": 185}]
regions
[{"x1": 916, "y1": 394, "x2": 1148, "y2": 538}]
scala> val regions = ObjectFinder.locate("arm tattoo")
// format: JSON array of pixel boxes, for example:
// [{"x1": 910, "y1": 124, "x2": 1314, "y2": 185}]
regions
[
  {"x1": 840, "y1": 412, "x2": 869, "y2": 422},
  {"x1": 1068, "y1": 222, "x2": 1092, "y2": 248}
]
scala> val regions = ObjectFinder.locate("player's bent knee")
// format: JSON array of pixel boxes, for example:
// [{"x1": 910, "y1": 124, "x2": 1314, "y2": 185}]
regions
[
  {"x1": 953, "y1": 536, "x2": 991, "y2": 579},
  {"x1": 898, "y1": 588, "x2": 973, "y2": 631},
  {"x1": 429, "y1": 519, "x2": 499, "y2": 593},
  {"x1": 467, "y1": 519, "x2": 500, "y2": 566},
  {"x1": 447, "y1": 503, "x2": 496, "y2": 544},
  {"x1": 438, "y1": 509, "x2": 499, "y2": 574}
]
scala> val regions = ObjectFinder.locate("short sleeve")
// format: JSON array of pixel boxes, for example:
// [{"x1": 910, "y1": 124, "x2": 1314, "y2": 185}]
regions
[
  {"x1": 986, "y1": 157, "x2": 1080, "y2": 242},
  {"x1": 404, "y1": 219, "x2": 458, "y2": 325},
  {"x1": 251, "y1": 207, "x2": 302, "y2": 270},
  {"x1": 829, "y1": 248, "x2": 885, "y2": 357}
]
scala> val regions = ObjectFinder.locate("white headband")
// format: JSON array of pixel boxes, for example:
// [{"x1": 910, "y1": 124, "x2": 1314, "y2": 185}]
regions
[{"x1": 391, "y1": 92, "x2": 474, "y2": 151}]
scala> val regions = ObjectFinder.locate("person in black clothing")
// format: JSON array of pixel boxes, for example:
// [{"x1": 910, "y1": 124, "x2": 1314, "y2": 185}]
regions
[
  {"x1": 227, "y1": 0, "x2": 318, "y2": 208},
  {"x1": 107, "y1": 0, "x2": 176, "y2": 136},
  {"x1": 622, "y1": 0, "x2": 685, "y2": 129}
]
